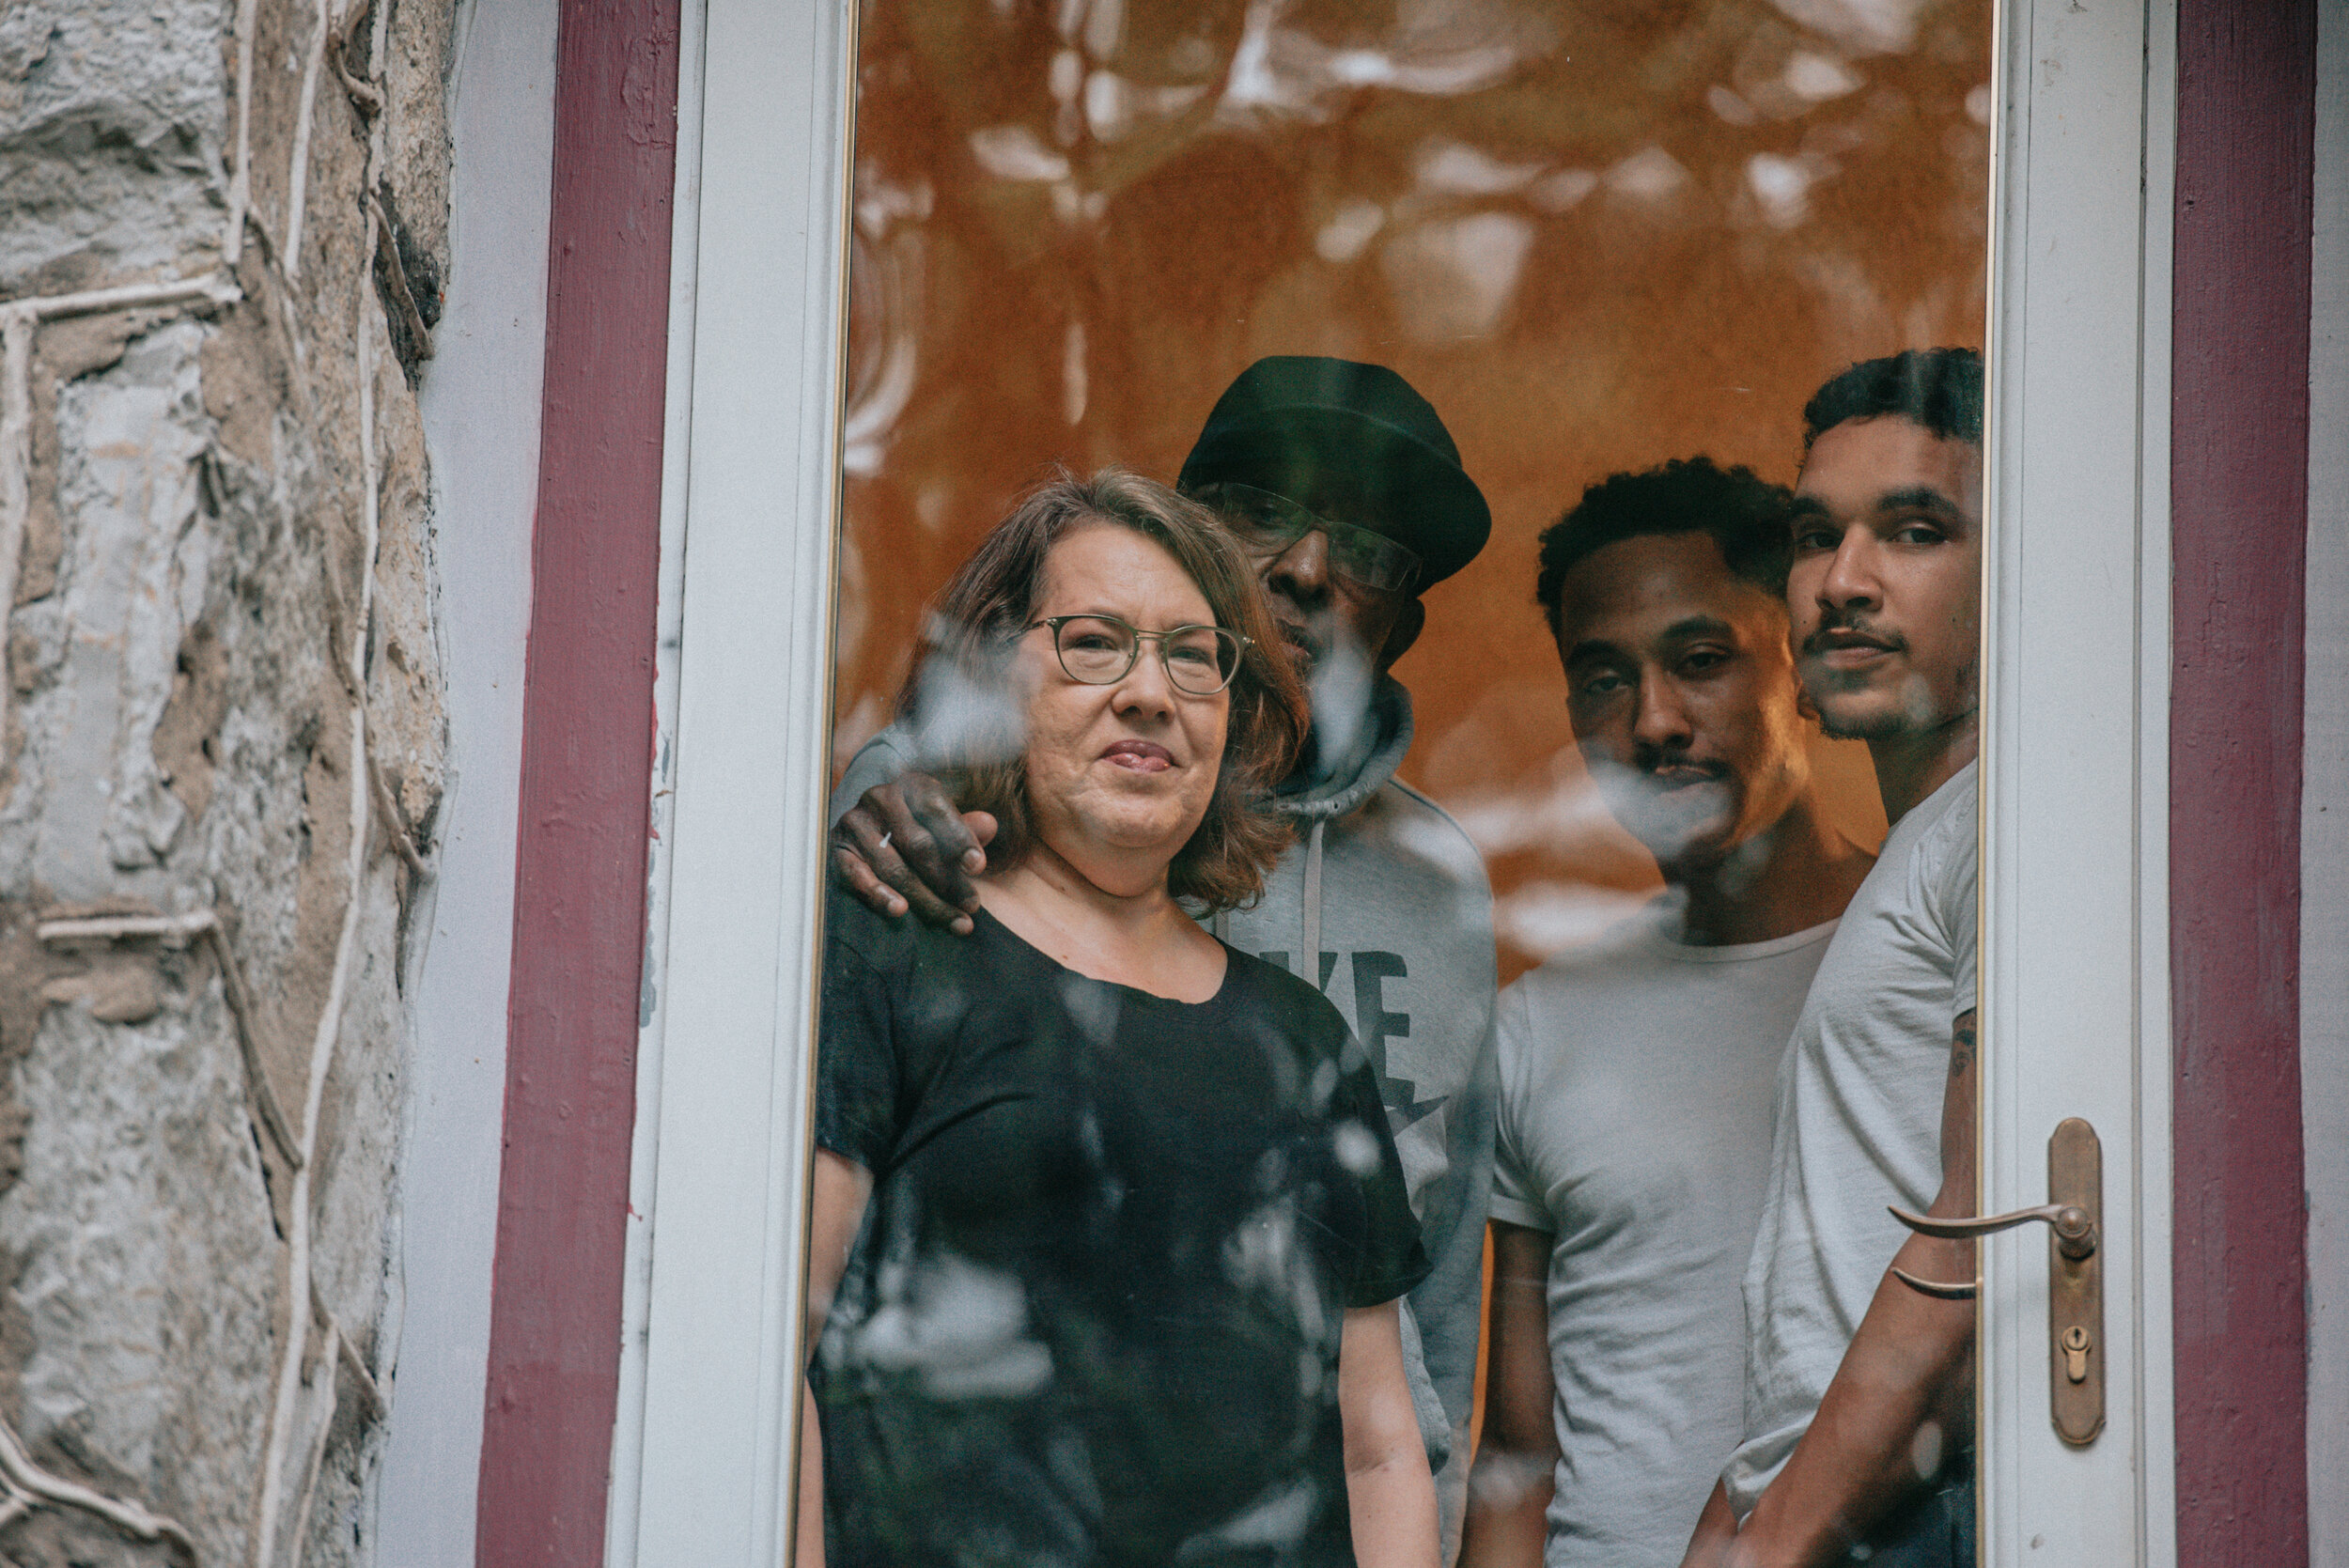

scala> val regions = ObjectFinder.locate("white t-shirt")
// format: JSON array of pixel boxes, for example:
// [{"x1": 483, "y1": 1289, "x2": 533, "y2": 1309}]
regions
[
  {"x1": 1726, "y1": 763, "x2": 1979, "y2": 1517},
  {"x1": 1490, "y1": 910, "x2": 1838, "y2": 1568}
]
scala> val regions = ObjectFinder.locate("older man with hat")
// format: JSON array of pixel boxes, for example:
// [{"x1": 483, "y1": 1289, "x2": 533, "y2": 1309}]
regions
[{"x1": 831, "y1": 356, "x2": 1501, "y2": 1557}]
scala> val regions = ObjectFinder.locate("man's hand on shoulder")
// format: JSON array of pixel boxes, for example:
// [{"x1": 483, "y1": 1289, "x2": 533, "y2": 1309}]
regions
[{"x1": 830, "y1": 771, "x2": 995, "y2": 936}]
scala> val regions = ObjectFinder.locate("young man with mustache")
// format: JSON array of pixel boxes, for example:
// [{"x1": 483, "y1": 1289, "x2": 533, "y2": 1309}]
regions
[
  {"x1": 829, "y1": 357, "x2": 1503, "y2": 1556},
  {"x1": 1458, "y1": 459, "x2": 1875, "y2": 1568},
  {"x1": 1684, "y1": 348, "x2": 1985, "y2": 1568}
]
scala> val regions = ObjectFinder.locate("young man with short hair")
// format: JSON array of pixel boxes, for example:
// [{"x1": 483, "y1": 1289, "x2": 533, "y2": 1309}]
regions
[
  {"x1": 1459, "y1": 458, "x2": 1875, "y2": 1568},
  {"x1": 829, "y1": 357, "x2": 1502, "y2": 1554},
  {"x1": 1684, "y1": 348, "x2": 1985, "y2": 1568}
]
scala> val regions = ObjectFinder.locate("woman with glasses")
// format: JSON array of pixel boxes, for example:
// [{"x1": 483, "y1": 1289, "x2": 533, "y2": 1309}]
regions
[{"x1": 801, "y1": 469, "x2": 1439, "y2": 1568}]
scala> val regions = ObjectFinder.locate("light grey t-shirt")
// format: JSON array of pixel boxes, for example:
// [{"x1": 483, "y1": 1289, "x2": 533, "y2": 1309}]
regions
[
  {"x1": 1490, "y1": 911, "x2": 1837, "y2": 1568},
  {"x1": 1726, "y1": 763, "x2": 1978, "y2": 1517}
]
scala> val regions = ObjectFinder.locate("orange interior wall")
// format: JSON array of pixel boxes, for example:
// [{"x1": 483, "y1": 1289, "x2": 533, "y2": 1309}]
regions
[{"x1": 833, "y1": 0, "x2": 1988, "y2": 982}]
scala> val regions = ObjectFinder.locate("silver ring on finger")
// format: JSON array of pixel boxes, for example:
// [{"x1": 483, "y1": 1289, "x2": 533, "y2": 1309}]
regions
[{"x1": 877, "y1": 831, "x2": 893, "y2": 851}]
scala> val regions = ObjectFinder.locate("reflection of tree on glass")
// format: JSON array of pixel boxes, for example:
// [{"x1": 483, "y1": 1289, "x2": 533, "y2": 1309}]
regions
[
  {"x1": 1691, "y1": 349, "x2": 1985, "y2": 1567},
  {"x1": 839, "y1": 0, "x2": 1990, "y2": 983},
  {"x1": 831, "y1": 0, "x2": 1995, "y2": 1556},
  {"x1": 801, "y1": 474, "x2": 1438, "y2": 1568}
]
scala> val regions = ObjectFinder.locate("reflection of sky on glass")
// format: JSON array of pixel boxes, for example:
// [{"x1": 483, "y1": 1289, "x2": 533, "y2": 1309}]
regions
[{"x1": 837, "y1": 0, "x2": 1984, "y2": 978}]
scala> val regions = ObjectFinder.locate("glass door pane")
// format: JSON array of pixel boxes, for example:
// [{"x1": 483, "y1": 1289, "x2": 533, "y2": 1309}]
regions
[{"x1": 801, "y1": 2, "x2": 1999, "y2": 1565}]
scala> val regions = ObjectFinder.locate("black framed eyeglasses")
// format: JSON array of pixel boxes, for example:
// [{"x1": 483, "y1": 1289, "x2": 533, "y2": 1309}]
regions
[
  {"x1": 1188, "y1": 482, "x2": 1423, "y2": 595},
  {"x1": 1023, "y1": 614, "x2": 1250, "y2": 696}
]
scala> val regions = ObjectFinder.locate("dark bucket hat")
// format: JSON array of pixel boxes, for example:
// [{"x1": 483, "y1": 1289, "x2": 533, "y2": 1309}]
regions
[{"x1": 1175, "y1": 356, "x2": 1493, "y2": 589}]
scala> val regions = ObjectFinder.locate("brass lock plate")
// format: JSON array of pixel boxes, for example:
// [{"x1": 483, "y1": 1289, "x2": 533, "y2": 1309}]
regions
[{"x1": 2048, "y1": 1117, "x2": 2104, "y2": 1444}]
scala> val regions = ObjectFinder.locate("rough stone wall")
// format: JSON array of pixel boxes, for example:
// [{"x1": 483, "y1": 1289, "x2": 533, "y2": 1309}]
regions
[{"x1": 0, "y1": 0, "x2": 452, "y2": 1563}]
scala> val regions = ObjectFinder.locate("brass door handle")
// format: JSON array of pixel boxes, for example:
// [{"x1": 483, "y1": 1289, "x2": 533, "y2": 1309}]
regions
[
  {"x1": 1889, "y1": 1200, "x2": 2097, "y2": 1260},
  {"x1": 1886, "y1": 1117, "x2": 2107, "y2": 1445}
]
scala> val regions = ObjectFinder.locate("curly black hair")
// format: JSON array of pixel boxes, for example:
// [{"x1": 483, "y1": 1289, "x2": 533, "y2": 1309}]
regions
[{"x1": 1533, "y1": 457, "x2": 1793, "y2": 639}]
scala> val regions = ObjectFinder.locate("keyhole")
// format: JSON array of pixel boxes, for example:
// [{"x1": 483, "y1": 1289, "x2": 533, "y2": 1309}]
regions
[{"x1": 2062, "y1": 1324, "x2": 2092, "y2": 1383}]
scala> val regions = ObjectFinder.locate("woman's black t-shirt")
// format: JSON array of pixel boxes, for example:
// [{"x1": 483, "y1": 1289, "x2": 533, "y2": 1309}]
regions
[{"x1": 813, "y1": 891, "x2": 1430, "y2": 1568}]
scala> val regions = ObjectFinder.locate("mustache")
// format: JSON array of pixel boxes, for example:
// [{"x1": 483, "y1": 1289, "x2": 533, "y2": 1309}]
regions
[
  {"x1": 1626, "y1": 749, "x2": 1731, "y2": 785},
  {"x1": 1800, "y1": 611, "x2": 1908, "y2": 657},
  {"x1": 1273, "y1": 617, "x2": 1325, "y2": 662}
]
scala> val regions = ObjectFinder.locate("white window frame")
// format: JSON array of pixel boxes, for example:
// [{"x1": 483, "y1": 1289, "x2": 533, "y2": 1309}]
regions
[{"x1": 607, "y1": 2, "x2": 2183, "y2": 1562}]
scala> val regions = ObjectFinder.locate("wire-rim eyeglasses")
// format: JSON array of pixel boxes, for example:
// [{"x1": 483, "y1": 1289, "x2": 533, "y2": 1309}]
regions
[{"x1": 1022, "y1": 613, "x2": 1251, "y2": 695}]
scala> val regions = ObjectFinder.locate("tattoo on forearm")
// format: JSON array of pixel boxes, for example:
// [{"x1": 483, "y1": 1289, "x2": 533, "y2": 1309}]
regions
[{"x1": 1950, "y1": 1018, "x2": 1976, "y2": 1079}]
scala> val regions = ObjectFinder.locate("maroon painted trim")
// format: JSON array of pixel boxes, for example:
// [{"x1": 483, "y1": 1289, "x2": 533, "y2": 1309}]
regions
[
  {"x1": 475, "y1": 2, "x2": 682, "y2": 1564},
  {"x1": 2170, "y1": 2, "x2": 2315, "y2": 1562}
]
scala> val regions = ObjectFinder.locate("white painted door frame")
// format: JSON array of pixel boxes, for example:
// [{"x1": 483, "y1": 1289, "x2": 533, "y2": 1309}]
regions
[
  {"x1": 607, "y1": 1, "x2": 2183, "y2": 1562},
  {"x1": 604, "y1": 0, "x2": 854, "y2": 1564},
  {"x1": 1979, "y1": 0, "x2": 2176, "y2": 1560}
]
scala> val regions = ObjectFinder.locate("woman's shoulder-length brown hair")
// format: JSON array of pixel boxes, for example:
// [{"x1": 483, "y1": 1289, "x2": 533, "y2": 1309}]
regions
[{"x1": 898, "y1": 467, "x2": 1309, "y2": 913}]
